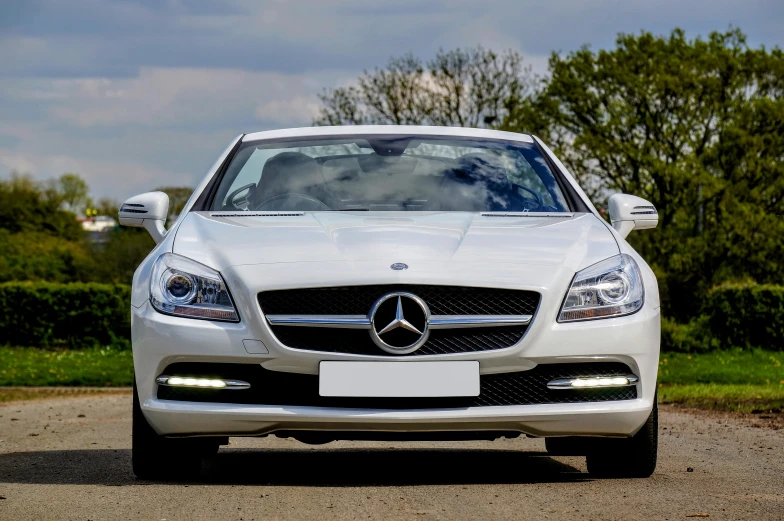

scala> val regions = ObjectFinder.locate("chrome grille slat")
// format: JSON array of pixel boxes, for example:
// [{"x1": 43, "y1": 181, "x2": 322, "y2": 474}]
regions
[
  {"x1": 428, "y1": 315, "x2": 532, "y2": 329},
  {"x1": 266, "y1": 315, "x2": 370, "y2": 328},
  {"x1": 265, "y1": 314, "x2": 532, "y2": 329}
]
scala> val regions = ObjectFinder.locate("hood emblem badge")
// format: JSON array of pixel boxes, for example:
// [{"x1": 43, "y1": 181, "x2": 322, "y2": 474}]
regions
[
  {"x1": 368, "y1": 292, "x2": 430, "y2": 355},
  {"x1": 390, "y1": 263, "x2": 408, "y2": 270},
  {"x1": 377, "y1": 297, "x2": 423, "y2": 336}
]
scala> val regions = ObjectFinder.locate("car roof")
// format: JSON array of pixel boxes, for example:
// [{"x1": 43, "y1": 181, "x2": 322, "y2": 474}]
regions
[{"x1": 242, "y1": 125, "x2": 534, "y2": 144}]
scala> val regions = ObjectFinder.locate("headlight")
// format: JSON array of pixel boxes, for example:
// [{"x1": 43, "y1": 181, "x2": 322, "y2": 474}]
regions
[
  {"x1": 558, "y1": 254, "x2": 644, "y2": 322},
  {"x1": 150, "y1": 253, "x2": 239, "y2": 322}
]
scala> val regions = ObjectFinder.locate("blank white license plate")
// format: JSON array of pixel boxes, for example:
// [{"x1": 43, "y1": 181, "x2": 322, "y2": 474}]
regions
[{"x1": 319, "y1": 361, "x2": 480, "y2": 397}]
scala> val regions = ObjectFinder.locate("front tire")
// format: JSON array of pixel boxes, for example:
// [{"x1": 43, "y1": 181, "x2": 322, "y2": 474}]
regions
[
  {"x1": 132, "y1": 380, "x2": 215, "y2": 480},
  {"x1": 585, "y1": 397, "x2": 658, "y2": 478}
]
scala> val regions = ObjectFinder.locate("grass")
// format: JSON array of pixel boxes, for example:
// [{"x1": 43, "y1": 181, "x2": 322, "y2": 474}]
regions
[
  {"x1": 658, "y1": 349, "x2": 784, "y2": 385},
  {"x1": 0, "y1": 346, "x2": 782, "y2": 412},
  {"x1": 658, "y1": 384, "x2": 784, "y2": 413},
  {"x1": 0, "y1": 346, "x2": 133, "y2": 387},
  {"x1": 658, "y1": 350, "x2": 784, "y2": 413}
]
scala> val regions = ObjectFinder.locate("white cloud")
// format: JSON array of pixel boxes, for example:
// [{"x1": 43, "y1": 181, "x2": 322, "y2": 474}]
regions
[
  {"x1": 5, "y1": 67, "x2": 345, "y2": 128},
  {"x1": 254, "y1": 96, "x2": 323, "y2": 125},
  {"x1": 0, "y1": 66, "x2": 354, "y2": 198}
]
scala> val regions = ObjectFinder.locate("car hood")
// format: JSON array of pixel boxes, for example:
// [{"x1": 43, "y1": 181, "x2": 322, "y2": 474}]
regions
[{"x1": 173, "y1": 211, "x2": 619, "y2": 274}]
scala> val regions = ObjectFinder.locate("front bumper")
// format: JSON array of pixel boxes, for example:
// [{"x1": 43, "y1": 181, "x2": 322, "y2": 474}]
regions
[
  {"x1": 142, "y1": 397, "x2": 654, "y2": 438},
  {"x1": 132, "y1": 298, "x2": 660, "y2": 438}
]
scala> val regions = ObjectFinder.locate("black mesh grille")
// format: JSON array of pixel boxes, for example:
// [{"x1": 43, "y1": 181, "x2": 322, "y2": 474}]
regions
[
  {"x1": 258, "y1": 285, "x2": 540, "y2": 356},
  {"x1": 258, "y1": 285, "x2": 540, "y2": 316},
  {"x1": 157, "y1": 362, "x2": 637, "y2": 408},
  {"x1": 270, "y1": 326, "x2": 529, "y2": 356}
]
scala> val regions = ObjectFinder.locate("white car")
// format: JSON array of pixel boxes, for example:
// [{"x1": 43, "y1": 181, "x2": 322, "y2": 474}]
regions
[{"x1": 120, "y1": 126, "x2": 660, "y2": 480}]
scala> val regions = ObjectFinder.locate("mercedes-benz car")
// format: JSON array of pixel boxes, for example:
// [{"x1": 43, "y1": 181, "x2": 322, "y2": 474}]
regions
[{"x1": 120, "y1": 126, "x2": 660, "y2": 480}]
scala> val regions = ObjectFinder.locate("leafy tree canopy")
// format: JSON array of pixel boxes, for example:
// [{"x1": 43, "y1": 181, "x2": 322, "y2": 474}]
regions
[
  {"x1": 0, "y1": 172, "x2": 155, "y2": 284},
  {"x1": 503, "y1": 28, "x2": 784, "y2": 317},
  {"x1": 0, "y1": 173, "x2": 84, "y2": 240},
  {"x1": 56, "y1": 173, "x2": 89, "y2": 214}
]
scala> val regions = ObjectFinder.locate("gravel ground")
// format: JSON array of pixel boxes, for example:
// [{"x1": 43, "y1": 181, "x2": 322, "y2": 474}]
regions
[{"x1": 0, "y1": 394, "x2": 782, "y2": 521}]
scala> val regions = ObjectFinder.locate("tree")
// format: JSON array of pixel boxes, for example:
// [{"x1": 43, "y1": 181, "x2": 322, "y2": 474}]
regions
[
  {"x1": 95, "y1": 197, "x2": 119, "y2": 217},
  {"x1": 503, "y1": 29, "x2": 784, "y2": 318},
  {"x1": 0, "y1": 173, "x2": 84, "y2": 240},
  {"x1": 154, "y1": 186, "x2": 193, "y2": 221},
  {"x1": 0, "y1": 173, "x2": 156, "y2": 284},
  {"x1": 0, "y1": 229, "x2": 95, "y2": 283},
  {"x1": 314, "y1": 47, "x2": 535, "y2": 127},
  {"x1": 87, "y1": 227, "x2": 155, "y2": 283},
  {"x1": 57, "y1": 173, "x2": 89, "y2": 214}
]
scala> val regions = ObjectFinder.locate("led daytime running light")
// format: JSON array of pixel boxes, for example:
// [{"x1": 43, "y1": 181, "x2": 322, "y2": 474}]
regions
[
  {"x1": 156, "y1": 375, "x2": 250, "y2": 390},
  {"x1": 547, "y1": 375, "x2": 638, "y2": 389},
  {"x1": 169, "y1": 377, "x2": 226, "y2": 388}
]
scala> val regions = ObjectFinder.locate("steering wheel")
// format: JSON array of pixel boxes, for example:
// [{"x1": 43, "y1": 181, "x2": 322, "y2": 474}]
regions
[
  {"x1": 256, "y1": 193, "x2": 331, "y2": 212},
  {"x1": 225, "y1": 183, "x2": 256, "y2": 210},
  {"x1": 513, "y1": 183, "x2": 543, "y2": 210}
]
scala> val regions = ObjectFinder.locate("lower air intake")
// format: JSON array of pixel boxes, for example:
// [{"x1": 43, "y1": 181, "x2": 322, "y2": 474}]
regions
[{"x1": 157, "y1": 362, "x2": 637, "y2": 409}]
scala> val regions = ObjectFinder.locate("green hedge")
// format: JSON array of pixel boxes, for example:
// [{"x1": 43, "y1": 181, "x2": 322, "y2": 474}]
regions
[
  {"x1": 705, "y1": 283, "x2": 784, "y2": 351},
  {"x1": 660, "y1": 316, "x2": 718, "y2": 353},
  {"x1": 0, "y1": 282, "x2": 131, "y2": 348},
  {"x1": 663, "y1": 283, "x2": 784, "y2": 352}
]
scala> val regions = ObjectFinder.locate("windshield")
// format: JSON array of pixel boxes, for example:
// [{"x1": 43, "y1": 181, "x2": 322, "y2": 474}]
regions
[{"x1": 210, "y1": 135, "x2": 571, "y2": 213}]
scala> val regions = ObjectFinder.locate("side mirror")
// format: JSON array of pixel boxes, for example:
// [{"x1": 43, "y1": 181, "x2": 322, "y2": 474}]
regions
[
  {"x1": 118, "y1": 191, "x2": 170, "y2": 243},
  {"x1": 608, "y1": 194, "x2": 658, "y2": 239}
]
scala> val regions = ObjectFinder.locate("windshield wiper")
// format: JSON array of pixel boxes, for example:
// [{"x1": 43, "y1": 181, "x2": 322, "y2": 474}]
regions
[{"x1": 336, "y1": 207, "x2": 370, "y2": 211}]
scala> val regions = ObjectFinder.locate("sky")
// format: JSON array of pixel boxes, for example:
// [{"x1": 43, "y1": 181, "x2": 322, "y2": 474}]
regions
[{"x1": 1, "y1": 0, "x2": 782, "y2": 201}]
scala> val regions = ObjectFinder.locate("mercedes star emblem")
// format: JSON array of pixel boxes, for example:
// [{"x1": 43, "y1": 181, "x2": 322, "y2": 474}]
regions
[{"x1": 368, "y1": 292, "x2": 430, "y2": 354}]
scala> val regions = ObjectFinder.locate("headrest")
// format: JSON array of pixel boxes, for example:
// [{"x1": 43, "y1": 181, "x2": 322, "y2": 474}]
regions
[
  {"x1": 255, "y1": 152, "x2": 327, "y2": 204},
  {"x1": 260, "y1": 152, "x2": 320, "y2": 182},
  {"x1": 357, "y1": 153, "x2": 418, "y2": 175}
]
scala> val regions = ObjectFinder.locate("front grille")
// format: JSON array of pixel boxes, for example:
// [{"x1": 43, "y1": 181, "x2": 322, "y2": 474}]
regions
[
  {"x1": 258, "y1": 285, "x2": 540, "y2": 356},
  {"x1": 258, "y1": 285, "x2": 539, "y2": 316},
  {"x1": 157, "y1": 362, "x2": 637, "y2": 408},
  {"x1": 270, "y1": 326, "x2": 529, "y2": 356}
]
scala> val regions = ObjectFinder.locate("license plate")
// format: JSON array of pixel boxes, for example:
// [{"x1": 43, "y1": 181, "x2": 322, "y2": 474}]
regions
[{"x1": 319, "y1": 361, "x2": 480, "y2": 397}]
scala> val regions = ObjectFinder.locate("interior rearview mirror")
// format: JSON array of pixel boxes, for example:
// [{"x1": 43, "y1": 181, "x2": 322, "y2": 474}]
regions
[
  {"x1": 608, "y1": 193, "x2": 658, "y2": 239},
  {"x1": 118, "y1": 191, "x2": 170, "y2": 243}
]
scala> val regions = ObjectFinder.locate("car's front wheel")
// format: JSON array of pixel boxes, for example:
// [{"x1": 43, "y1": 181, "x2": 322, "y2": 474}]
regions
[
  {"x1": 132, "y1": 380, "x2": 218, "y2": 480},
  {"x1": 584, "y1": 397, "x2": 658, "y2": 478}
]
